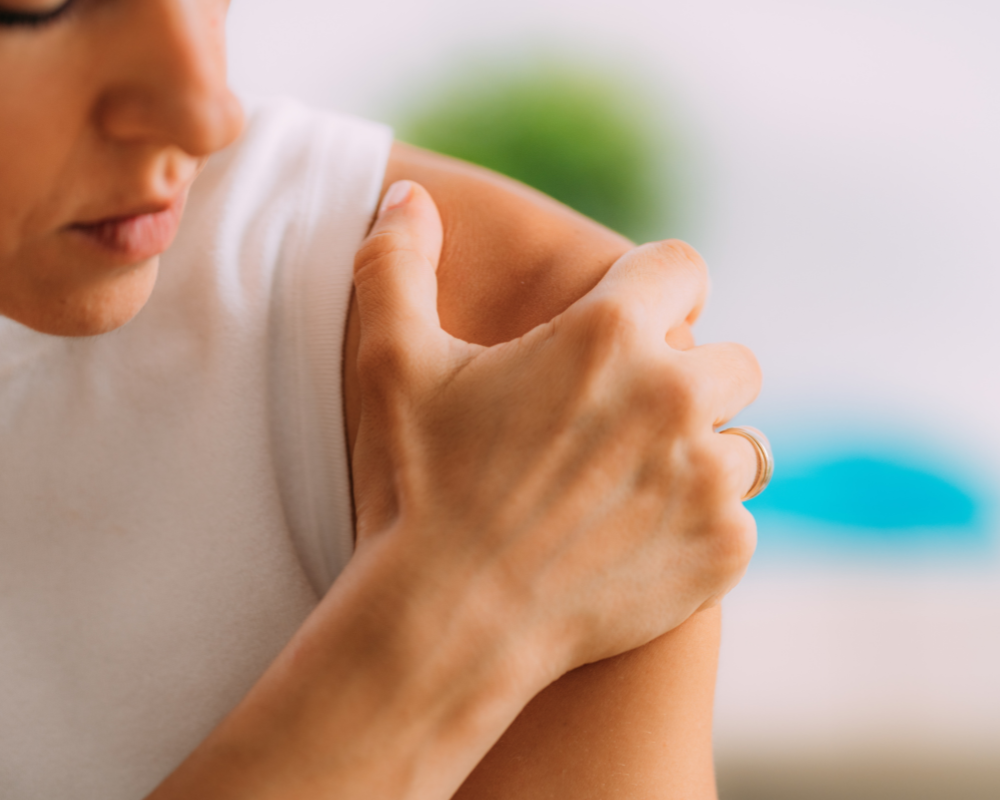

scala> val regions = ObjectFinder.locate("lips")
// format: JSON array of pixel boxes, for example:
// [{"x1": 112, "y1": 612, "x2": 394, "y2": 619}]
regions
[{"x1": 68, "y1": 195, "x2": 187, "y2": 264}]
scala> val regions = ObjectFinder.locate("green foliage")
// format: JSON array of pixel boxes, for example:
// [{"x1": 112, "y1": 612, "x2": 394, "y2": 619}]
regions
[{"x1": 395, "y1": 58, "x2": 675, "y2": 243}]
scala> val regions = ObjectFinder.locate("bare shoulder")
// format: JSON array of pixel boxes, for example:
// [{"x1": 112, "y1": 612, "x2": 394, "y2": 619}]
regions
[
  {"x1": 381, "y1": 141, "x2": 633, "y2": 345},
  {"x1": 344, "y1": 142, "x2": 634, "y2": 449}
]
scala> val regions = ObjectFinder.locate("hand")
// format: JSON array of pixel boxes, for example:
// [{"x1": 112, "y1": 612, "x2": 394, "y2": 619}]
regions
[
  {"x1": 145, "y1": 181, "x2": 761, "y2": 800},
  {"x1": 351, "y1": 180, "x2": 762, "y2": 683}
]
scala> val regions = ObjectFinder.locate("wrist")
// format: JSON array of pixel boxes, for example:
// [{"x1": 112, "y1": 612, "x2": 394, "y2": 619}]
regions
[
  {"x1": 343, "y1": 526, "x2": 556, "y2": 752},
  {"x1": 295, "y1": 527, "x2": 556, "y2": 797},
  {"x1": 322, "y1": 529, "x2": 543, "y2": 793}
]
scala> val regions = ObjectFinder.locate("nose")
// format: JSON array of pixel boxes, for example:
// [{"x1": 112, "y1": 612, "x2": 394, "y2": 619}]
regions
[{"x1": 95, "y1": 0, "x2": 244, "y2": 158}]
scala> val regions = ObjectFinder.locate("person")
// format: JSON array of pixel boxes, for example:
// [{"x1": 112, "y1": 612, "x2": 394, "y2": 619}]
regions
[{"x1": 0, "y1": 1, "x2": 765, "y2": 798}]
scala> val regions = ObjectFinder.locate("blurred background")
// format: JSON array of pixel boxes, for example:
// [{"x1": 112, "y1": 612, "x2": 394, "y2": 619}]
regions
[{"x1": 227, "y1": 1, "x2": 1000, "y2": 797}]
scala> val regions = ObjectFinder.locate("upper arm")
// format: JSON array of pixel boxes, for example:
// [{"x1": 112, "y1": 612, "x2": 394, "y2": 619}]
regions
[
  {"x1": 383, "y1": 141, "x2": 633, "y2": 346},
  {"x1": 344, "y1": 142, "x2": 719, "y2": 799},
  {"x1": 454, "y1": 608, "x2": 720, "y2": 800}
]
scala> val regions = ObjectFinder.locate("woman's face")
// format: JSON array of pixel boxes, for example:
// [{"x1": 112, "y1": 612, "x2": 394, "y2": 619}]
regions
[{"x1": 0, "y1": 0, "x2": 243, "y2": 336}]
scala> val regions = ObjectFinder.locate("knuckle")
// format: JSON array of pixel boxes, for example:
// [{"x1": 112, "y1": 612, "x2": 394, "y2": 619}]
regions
[
  {"x1": 661, "y1": 239, "x2": 708, "y2": 276},
  {"x1": 656, "y1": 239, "x2": 710, "y2": 319},
  {"x1": 704, "y1": 510, "x2": 758, "y2": 578},
  {"x1": 581, "y1": 295, "x2": 643, "y2": 343},
  {"x1": 654, "y1": 363, "x2": 706, "y2": 427},
  {"x1": 353, "y1": 230, "x2": 408, "y2": 283},
  {"x1": 728, "y1": 341, "x2": 763, "y2": 385},
  {"x1": 657, "y1": 239, "x2": 709, "y2": 289},
  {"x1": 356, "y1": 333, "x2": 411, "y2": 391},
  {"x1": 354, "y1": 229, "x2": 394, "y2": 267},
  {"x1": 567, "y1": 295, "x2": 645, "y2": 375},
  {"x1": 684, "y1": 441, "x2": 732, "y2": 503}
]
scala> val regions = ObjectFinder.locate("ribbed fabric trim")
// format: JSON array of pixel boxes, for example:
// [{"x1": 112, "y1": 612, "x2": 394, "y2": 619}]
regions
[{"x1": 270, "y1": 103, "x2": 392, "y2": 595}]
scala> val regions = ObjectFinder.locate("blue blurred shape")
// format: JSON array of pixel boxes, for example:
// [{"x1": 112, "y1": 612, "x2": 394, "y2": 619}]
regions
[
  {"x1": 745, "y1": 433, "x2": 996, "y2": 560},
  {"x1": 753, "y1": 455, "x2": 977, "y2": 531}
]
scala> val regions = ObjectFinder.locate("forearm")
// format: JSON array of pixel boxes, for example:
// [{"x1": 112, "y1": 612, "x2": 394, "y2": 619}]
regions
[{"x1": 146, "y1": 534, "x2": 540, "y2": 800}]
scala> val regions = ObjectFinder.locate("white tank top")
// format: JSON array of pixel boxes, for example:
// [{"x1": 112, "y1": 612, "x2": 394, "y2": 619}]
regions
[{"x1": 0, "y1": 99, "x2": 392, "y2": 799}]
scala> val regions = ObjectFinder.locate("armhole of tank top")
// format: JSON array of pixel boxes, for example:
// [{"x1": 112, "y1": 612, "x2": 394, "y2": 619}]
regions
[{"x1": 270, "y1": 109, "x2": 392, "y2": 596}]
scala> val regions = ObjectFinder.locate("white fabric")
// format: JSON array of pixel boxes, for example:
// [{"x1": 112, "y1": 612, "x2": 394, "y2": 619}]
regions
[{"x1": 0, "y1": 99, "x2": 392, "y2": 799}]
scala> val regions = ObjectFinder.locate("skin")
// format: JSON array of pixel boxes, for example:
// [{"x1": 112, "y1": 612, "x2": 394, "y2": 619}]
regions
[
  {"x1": 0, "y1": 0, "x2": 241, "y2": 335},
  {"x1": 0, "y1": 1, "x2": 762, "y2": 797},
  {"x1": 347, "y1": 147, "x2": 720, "y2": 798}
]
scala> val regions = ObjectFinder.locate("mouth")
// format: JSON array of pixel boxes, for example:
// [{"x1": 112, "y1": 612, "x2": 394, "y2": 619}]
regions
[{"x1": 67, "y1": 194, "x2": 187, "y2": 264}]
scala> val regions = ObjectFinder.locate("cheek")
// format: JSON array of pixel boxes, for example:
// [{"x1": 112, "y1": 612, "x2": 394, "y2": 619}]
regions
[
  {"x1": 0, "y1": 46, "x2": 92, "y2": 256},
  {"x1": 0, "y1": 137, "x2": 70, "y2": 262},
  {"x1": 0, "y1": 36, "x2": 135, "y2": 336}
]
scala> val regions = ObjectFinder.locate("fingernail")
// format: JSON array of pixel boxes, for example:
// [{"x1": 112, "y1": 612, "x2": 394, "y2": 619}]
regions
[{"x1": 379, "y1": 180, "x2": 412, "y2": 216}]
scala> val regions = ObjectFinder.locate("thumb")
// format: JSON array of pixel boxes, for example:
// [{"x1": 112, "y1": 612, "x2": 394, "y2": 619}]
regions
[{"x1": 353, "y1": 180, "x2": 448, "y2": 377}]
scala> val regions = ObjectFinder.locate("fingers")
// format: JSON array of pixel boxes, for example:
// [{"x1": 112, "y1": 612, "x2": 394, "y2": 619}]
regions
[
  {"x1": 353, "y1": 181, "x2": 450, "y2": 376},
  {"x1": 576, "y1": 239, "x2": 710, "y2": 341},
  {"x1": 714, "y1": 432, "x2": 763, "y2": 503},
  {"x1": 680, "y1": 340, "x2": 764, "y2": 502},
  {"x1": 680, "y1": 342, "x2": 762, "y2": 428}
]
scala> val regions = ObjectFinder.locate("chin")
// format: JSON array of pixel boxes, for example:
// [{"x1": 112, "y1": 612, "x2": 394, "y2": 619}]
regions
[{"x1": 10, "y1": 258, "x2": 160, "y2": 338}]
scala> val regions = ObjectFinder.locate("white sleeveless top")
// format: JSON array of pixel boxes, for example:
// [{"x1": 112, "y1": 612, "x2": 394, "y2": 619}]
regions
[{"x1": 0, "y1": 100, "x2": 392, "y2": 799}]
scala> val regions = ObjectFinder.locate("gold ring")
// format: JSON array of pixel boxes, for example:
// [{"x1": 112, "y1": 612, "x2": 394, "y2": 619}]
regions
[{"x1": 719, "y1": 426, "x2": 774, "y2": 501}]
